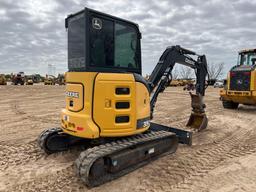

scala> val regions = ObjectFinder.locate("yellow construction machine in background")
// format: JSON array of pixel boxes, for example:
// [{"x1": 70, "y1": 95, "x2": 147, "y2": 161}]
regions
[
  {"x1": 0, "y1": 74, "x2": 7, "y2": 85},
  {"x1": 220, "y1": 49, "x2": 256, "y2": 108}
]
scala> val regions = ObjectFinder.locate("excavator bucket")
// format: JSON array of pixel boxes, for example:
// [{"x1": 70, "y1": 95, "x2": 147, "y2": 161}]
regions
[
  {"x1": 186, "y1": 93, "x2": 208, "y2": 131},
  {"x1": 187, "y1": 113, "x2": 208, "y2": 131}
]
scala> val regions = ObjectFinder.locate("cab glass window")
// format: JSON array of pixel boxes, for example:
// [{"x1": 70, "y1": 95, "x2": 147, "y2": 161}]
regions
[
  {"x1": 89, "y1": 16, "x2": 139, "y2": 70},
  {"x1": 248, "y1": 52, "x2": 256, "y2": 65},
  {"x1": 89, "y1": 16, "x2": 114, "y2": 67},
  {"x1": 115, "y1": 23, "x2": 138, "y2": 69},
  {"x1": 68, "y1": 13, "x2": 85, "y2": 70},
  {"x1": 239, "y1": 52, "x2": 256, "y2": 66}
]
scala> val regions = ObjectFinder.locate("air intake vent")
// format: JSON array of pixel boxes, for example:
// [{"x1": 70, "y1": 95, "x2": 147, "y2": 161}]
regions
[
  {"x1": 116, "y1": 88, "x2": 130, "y2": 95},
  {"x1": 115, "y1": 116, "x2": 129, "y2": 123},
  {"x1": 116, "y1": 102, "x2": 130, "y2": 109}
]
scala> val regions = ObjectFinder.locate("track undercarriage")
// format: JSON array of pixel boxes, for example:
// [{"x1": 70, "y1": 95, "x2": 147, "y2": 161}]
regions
[{"x1": 38, "y1": 124, "x2": 192, "y2": 187}]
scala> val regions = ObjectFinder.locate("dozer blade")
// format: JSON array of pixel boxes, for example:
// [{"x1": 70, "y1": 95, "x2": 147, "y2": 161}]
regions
[
  {"x1": 186, "y1": 93, "x2": 208, "y2": 131},
  {"x1": 149, "y1": 122, "x2": 192, "y2": 146}
]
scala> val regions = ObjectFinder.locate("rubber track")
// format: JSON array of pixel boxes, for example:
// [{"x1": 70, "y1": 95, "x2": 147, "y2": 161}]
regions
[
  {"x1": 37, "y1": 127, "x2": 62, "y2": 154},
  {"x1": 75, "y1": 130, "x2": 177, "y2": 187}
]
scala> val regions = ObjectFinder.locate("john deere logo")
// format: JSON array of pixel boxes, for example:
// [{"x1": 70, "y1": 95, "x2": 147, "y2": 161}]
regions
[
  {"x1": 66, "y1": 91, "x2": 79, "y2": 98},
  {"x1": 92, "y1": 18, "x2": 102, "y2": 30},
  {"x1": 237, "y1": 79, "x2": 243, "y2": 85}
]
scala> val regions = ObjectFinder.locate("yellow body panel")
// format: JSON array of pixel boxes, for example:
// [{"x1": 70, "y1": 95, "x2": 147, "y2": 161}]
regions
[
  {"x1": 61, "y1": 72, "x2": 100, "y2": 138},
  {"x1": 251, "y1": 70, "x2": 256, "y2": 90},
  {"x1": 220, "y1": 90, "x2": 256, "y2": 104},
  {"x1": 93, "y1": 73, "x2": 136, "y2": 136},
  {"x1": 227, "y1": 73, "x2": 230, "y2": 90},
  {"x1": 61, "y1": 72, "x2": 150, "y2": 139},
  {"x1": 220, "y1": 70, "x2": 256, "y2": 105}
]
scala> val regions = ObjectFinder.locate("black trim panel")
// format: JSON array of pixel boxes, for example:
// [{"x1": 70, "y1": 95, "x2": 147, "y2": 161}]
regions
[{"x1": 133, "y1": 73, "x2": 150, "y2": 92}]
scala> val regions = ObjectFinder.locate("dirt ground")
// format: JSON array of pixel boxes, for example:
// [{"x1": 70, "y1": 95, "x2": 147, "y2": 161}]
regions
[{"x1": 0, "y1": 85, "x2": 255, "y2": 192}]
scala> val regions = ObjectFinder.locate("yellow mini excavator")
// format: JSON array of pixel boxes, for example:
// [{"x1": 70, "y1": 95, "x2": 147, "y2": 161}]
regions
[{"x1": 38, "y1": 8, "x2": 209, "y2": 187}]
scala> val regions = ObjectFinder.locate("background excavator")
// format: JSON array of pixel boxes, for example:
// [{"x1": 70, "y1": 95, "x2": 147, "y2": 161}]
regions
[
  {"x1": 12, "y1": 72, "x2": 25, "y2": 85},
  {"x1": 220, "y1": 48, "x2": 256, "y2": 108},
  {"x1": 38, "y1": 7, "x2": 208, "y2": 187}
]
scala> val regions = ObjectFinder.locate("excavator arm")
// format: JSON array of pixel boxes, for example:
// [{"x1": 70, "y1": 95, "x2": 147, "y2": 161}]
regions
[{"x1": 148, "y1": 45, "x2": 208, "y2": 131}]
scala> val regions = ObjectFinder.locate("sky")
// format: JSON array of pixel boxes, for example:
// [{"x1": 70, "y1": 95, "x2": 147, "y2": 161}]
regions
[{"x1": 0, "y1": 0, "x2": 255, "y2": 76}]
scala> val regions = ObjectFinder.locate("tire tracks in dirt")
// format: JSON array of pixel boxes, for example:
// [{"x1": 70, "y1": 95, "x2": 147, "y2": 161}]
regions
[
  {"x1": 0, "y1": 146, "x2": 85, "y2": 192},
  {"x1": 0, "y1": 141, "x2": 43, "y2": 171},
  {"x1": 3, "y1": 165, "x2": 79, "y2": 192},
  {"x1": 170, "y1": 136, "x2": 256, "y2": 191},
  {"x1": 8, "y1": 101, "x2": 59, "y2": 124},
  {"x1": 137, "y1": 117, "x2": 256, "y2": 191}
]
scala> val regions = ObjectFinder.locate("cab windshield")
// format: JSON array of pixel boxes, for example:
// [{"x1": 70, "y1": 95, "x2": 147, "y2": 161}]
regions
[{"x1": 238, "y1": 52, "x2": 256, "y2": 66}]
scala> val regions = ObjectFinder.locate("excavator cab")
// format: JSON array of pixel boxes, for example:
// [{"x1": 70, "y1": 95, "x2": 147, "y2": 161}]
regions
[
  {"x1": 66, "y1": 9, "x2": 141, "y2": 74},
  {"x1": 238, "y1": 49, "x2": 256, "y2": 66}
]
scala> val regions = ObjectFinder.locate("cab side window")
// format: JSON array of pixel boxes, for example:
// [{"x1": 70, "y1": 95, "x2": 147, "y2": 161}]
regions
[
  {"x1": 89, "y1": 16, "x2": 114, "y2": 67},
  {"x1": 115, "y1": 23, "x2": 138, "y2": 69},
  {"x1": 89, "y1": 16, "x2": 140, "y2": 71}
]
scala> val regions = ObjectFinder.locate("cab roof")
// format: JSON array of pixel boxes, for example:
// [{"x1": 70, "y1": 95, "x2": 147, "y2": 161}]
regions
[
  {"x1": 239, "y1": 48, "x2": 256, "y2": 54},
  {"x1": 65, "y1": 7, "x2": 140, "y2": 30}
]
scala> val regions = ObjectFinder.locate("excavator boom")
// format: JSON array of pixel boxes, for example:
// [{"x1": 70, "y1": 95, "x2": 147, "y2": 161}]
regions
[{"x1": 148, "y1": 45, "x2": 208, "y2": 130}]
